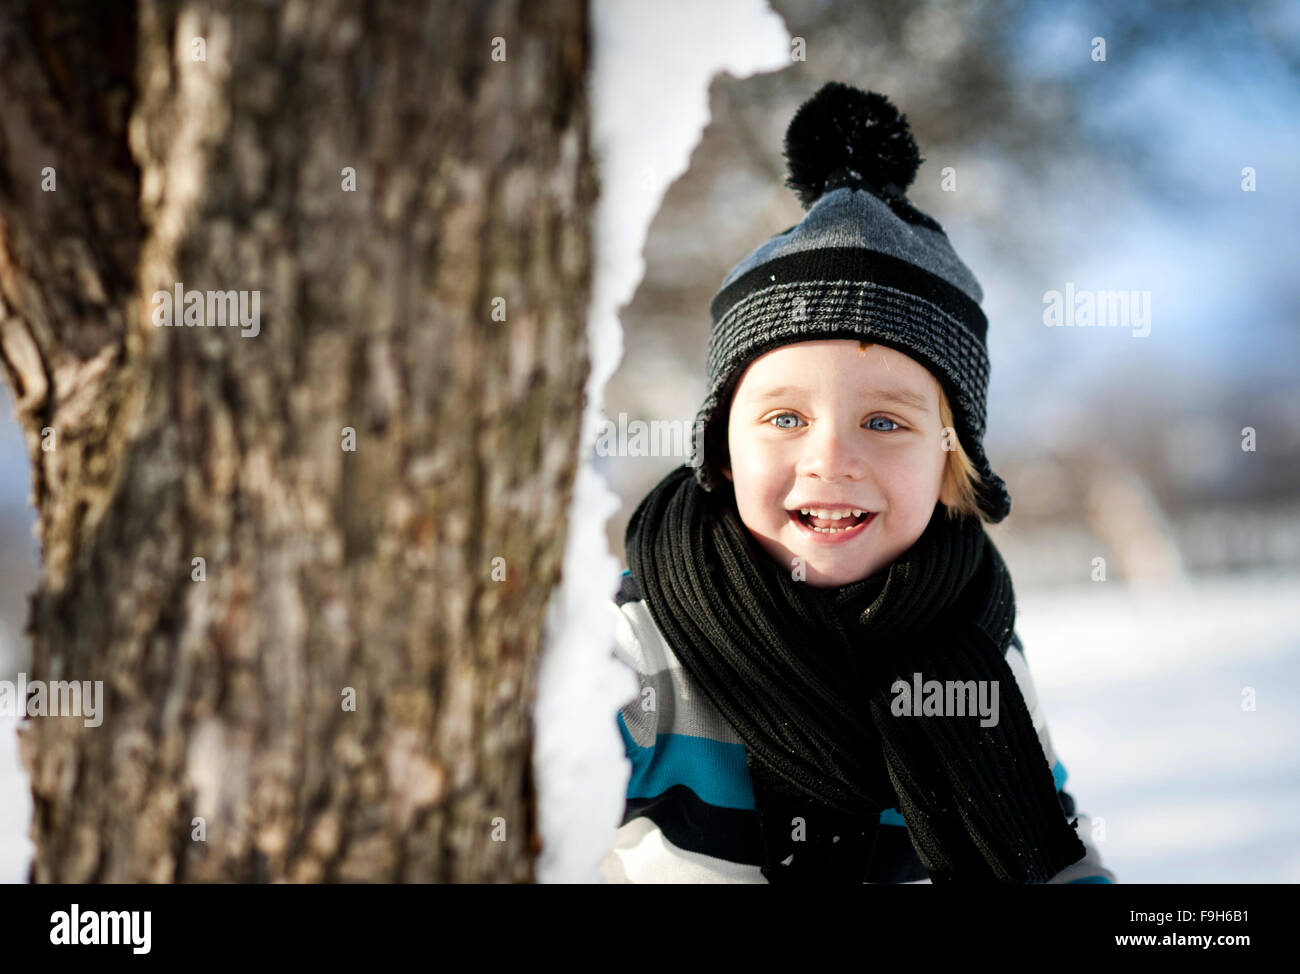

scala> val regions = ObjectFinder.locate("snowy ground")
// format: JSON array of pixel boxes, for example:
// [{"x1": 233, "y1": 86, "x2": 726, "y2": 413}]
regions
[
  {"x1": 2, "y1": 568, "x2": 1295, "y2": 883},
  {"x1": 1012, "y1": 569, "x2": 1300, "y2": 883}
]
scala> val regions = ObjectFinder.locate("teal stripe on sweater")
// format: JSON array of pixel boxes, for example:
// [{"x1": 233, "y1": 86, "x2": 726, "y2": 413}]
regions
[
  {"x1": 619, "y1": 716, "x2": 1069, "y2": 826},
  {"x1": 619, "y1": 716, "x2": 756, "y2": 809}
]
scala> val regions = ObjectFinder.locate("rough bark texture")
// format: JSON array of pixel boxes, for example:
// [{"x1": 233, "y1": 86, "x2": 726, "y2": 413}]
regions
[{"x1": 0, "y1": 0, "x2": 593, "y2": 882}]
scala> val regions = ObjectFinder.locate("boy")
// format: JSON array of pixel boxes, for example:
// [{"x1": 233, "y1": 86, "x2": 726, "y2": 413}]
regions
[{"x1": 602, "y1": 83, "x2": 1114, "y2": 884}]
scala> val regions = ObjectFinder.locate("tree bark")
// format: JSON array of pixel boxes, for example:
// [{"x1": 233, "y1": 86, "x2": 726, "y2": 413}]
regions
[{"x1": 0, "y1": 0, "x2": 593, "y2": 882}]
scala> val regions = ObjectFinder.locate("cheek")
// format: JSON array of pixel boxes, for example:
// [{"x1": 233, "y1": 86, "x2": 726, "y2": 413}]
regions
[
  {"x1": 887, "y1": 447, "x2": 946, "y2": 502},
  {"x1": 728, "y1": 440, "x2": 786, "y2": 513},
  {"x1": 732, "y1": 440, "x2": 786, "y2": 490}
]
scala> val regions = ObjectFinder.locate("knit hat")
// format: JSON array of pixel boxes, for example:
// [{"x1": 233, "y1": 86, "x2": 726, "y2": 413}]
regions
[{"x1": 690, "y1": 82, "x2": 1012, "y2": 524}]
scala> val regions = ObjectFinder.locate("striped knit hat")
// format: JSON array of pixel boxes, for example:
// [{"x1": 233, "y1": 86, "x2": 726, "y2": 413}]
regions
[{"x1": 691, "y1": 82, "x2": 1011, "y2": 524}]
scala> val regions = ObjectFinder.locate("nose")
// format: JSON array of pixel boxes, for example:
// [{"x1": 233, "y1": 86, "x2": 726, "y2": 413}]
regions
[{"x1": 796, "y1": 418, "x2": 867, "y2": 482}]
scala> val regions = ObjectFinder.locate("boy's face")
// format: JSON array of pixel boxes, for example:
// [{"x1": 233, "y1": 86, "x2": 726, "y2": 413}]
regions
[{"x1": 722, "y1": 340, "x2": 949, "y2": 588}]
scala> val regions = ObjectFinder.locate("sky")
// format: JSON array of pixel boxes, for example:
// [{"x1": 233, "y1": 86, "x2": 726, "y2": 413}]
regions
[{"x1": 996, "y1": 0, "x2": 1300, "y2": 396}]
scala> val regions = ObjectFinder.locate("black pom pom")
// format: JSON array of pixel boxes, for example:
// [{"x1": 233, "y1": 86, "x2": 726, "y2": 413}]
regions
[{"x1": 783, "y1": 83, "x2": 925, "y2": 211}]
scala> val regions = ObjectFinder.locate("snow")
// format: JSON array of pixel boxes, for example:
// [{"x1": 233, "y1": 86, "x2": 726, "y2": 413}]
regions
[
  {"x1": 1013, "y1": 570, "x2": 1300, "y2": 883},
  {"x1": 0, "y1": 715, "x2": 32, "y2": 882},
  {"x1": 531, "y1": 0, "x2": 791, "y2": 881}
]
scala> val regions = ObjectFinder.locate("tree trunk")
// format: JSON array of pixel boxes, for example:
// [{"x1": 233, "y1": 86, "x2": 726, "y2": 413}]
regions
[{"x1": 0, "y1": 0, "x2": 593, "y2": 882}]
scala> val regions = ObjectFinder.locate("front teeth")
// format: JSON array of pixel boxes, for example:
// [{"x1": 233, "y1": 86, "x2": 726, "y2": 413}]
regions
[{"x1": 797, "y1": 508, "x2": 870, "y2": 533}]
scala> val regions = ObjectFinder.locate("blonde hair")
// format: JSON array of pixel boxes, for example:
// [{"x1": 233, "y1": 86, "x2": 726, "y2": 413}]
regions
[{"x1": 936, "y1": 385, "x2": 986, "y2": 522}]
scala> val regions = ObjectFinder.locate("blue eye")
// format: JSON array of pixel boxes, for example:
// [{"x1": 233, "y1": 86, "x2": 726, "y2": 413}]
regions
[
  {"x1": 771, "y1": 413, "x2": 802, "y2": 429},
  {"x1": 867, "y1": 416, "x2": 900, "y2": 432}
]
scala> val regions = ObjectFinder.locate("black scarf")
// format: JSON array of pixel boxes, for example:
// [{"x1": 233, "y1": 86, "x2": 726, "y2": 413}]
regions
[{"x1": 624, "y1": 463, "x2": 1086, "y2": 884}]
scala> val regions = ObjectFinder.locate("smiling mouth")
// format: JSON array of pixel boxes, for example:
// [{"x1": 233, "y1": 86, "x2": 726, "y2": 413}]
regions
[{"x1": 789, "y1": 509, "x2": 874, "y2": 534}]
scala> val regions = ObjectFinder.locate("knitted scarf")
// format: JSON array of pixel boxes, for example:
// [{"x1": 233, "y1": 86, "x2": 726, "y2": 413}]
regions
[{"x1": 624, "y1": 463, "x2": 1086, "y2": 884}]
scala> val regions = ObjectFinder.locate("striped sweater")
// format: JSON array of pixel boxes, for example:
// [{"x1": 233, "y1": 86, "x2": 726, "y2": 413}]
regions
[{"x1": 601, "y1": 569, "x2": 1116, "y2": 884}]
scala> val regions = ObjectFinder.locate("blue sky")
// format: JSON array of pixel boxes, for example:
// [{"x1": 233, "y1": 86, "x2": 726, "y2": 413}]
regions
[{"x1": 977, "y1": 0, "x2": 1300, "y2": 444}]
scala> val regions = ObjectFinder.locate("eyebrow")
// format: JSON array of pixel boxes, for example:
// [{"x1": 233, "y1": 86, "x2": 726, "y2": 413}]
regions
[{"x1": 747, "y1": 385, "x2": 932, "y2": 412}]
